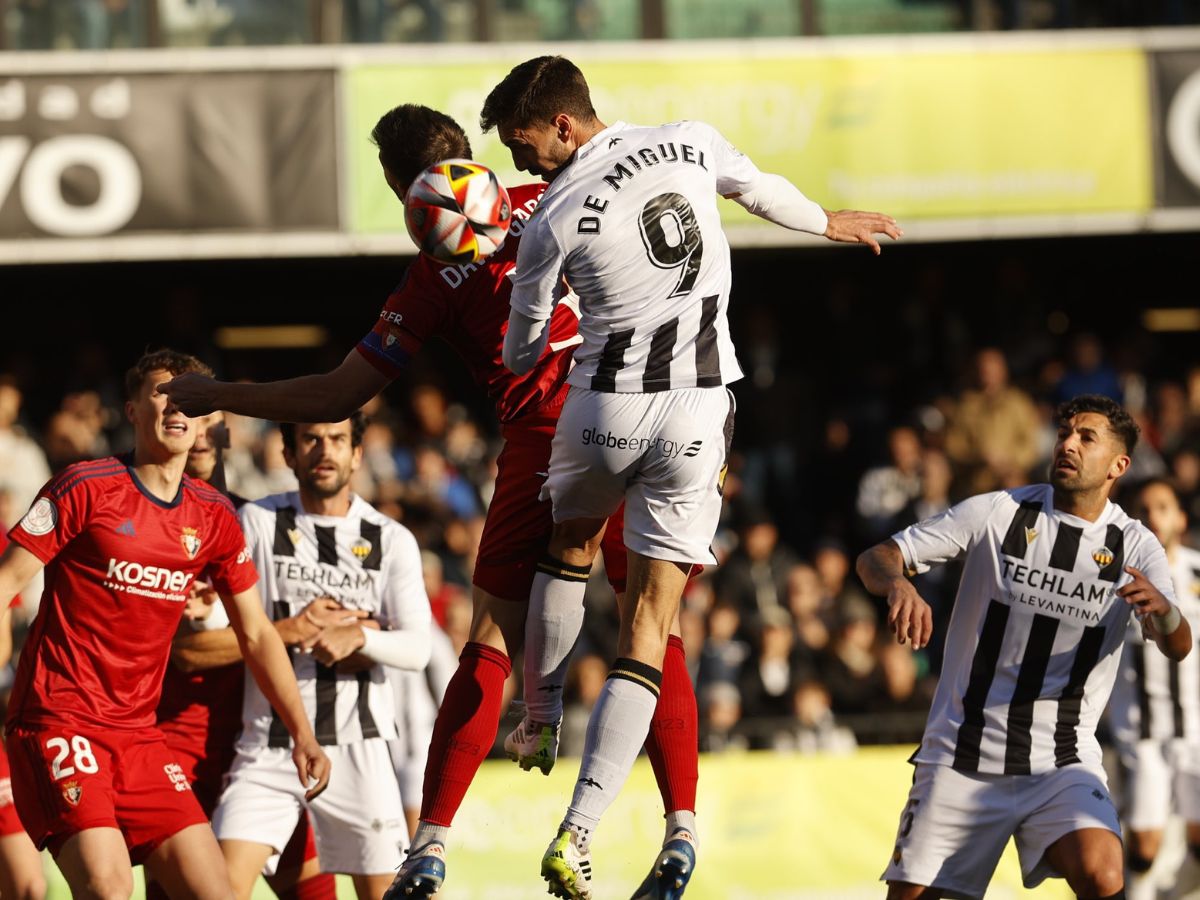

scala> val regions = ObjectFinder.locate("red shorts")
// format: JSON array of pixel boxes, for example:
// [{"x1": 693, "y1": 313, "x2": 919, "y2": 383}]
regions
[
  {"x1": 0, "y1": 742, "x2": 25, "y2": 837},
  {"x1": 7, "y1": 722, "x2": 208, "y2": 862},
  {"x1": 475, "y1": 413, "x2": 627, "y2": 601}
]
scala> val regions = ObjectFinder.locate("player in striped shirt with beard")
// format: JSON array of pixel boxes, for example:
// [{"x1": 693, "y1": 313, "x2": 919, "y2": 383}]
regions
[
  {"x1": 485, "y1": 55, "x2": 900, "y2": 898},
  {"x1": 857, "y1": 395, "x2": 1192, "y2": 900},
  {"x1": 1108, "y1": 477, "x2": 1200, "y2": 899},
  {"x1": 212, "y1": 414, "x2": 431, "y2": 900}
]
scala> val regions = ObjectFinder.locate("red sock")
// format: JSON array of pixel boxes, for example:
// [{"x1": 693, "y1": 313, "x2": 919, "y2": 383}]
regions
[
  {"x1": 644, "y1": 635, "x2": 698, "y2": 814},
  {"x1": 420, "y1": 641, "x2": 512, "y2": 826},
  {"x1": 272, "y1": 874, "x2": 337, "y2": 900}
]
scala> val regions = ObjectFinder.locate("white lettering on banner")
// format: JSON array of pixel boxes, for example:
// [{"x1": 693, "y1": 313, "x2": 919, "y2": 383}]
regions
[
  {"x1": 1167, "y1": 68, "x2": 1200, "y2": 192},
  {"x1": 106, "y1": 558, "x2": 193, "y2": 593},
  {"x1": 0, "y1": 80, "x2": 25, "y2": 121},
  {"x1": 39, "y1": 85, "x2": 79, "y2": 121},
  {"x1": 18, "y1": 136, "x2": 141, "y2": 236}
]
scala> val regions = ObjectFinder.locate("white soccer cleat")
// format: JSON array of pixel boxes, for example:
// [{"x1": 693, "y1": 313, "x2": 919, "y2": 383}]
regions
[
  {"x1": 504, "y1": 715, "x2": 560, "y2": 775},
  {"x1": 383, "y1": 840, "x2": 446, "y2": 899},
  {"x1": 541, "y1": 828, "x2": 593, "y2": 900}
]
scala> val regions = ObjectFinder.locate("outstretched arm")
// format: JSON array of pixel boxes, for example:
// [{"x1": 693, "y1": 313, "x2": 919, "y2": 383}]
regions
[
  {"x1": 856, "y1": 540, "x2": 933, "y2": 650},
  {"x1": 223, "y1": 584, "x2": 331, "y2": 800},
  {"x1": 158, "y1": 349, "x2": 390, "y2": 421}
]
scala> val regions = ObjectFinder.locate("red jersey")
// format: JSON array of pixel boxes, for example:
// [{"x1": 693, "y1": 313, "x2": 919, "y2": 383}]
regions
[
  {"x1": 6, "y1": 457, "x2": 257, "y2": 733},
  {"x1": 356, "y1": 183, "x2": 581, "y2": 423}
]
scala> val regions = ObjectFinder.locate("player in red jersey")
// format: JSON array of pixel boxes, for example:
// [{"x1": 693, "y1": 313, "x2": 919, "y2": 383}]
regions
[
  {"x1": 0, "y1": 349, "x2": 331, "y2": 900},
  {"x1": 152, "y1": 410, "x2": 337, "y2": 900},
  {"x1": 0, "y1": 523, "x2": 45, "y2": 900},
  {"x1": 158, "y1": 105, "x2": 701, "y2": 899}
]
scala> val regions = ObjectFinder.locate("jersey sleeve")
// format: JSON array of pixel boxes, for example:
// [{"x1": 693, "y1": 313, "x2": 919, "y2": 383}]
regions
[
  {"x1": 696, "y1": 121, "x2": 764, "y2": 197},
  {"x1": 206, "y1": 505, "x2": 257, "y2": 598},
  {"x1": 8, "y1": 469, "x2": 94, "y2": 564},
  {"x1": 361, "y1": 523, "x2": 432, "y2": 670},
  {"x1": 891, "y1": 492, "x2": 1001, "y2": 576},
  {"x1": 508, "y1": 209, "x2": 566, "y2": 323},
  {"x1": 355, "y1": 263, "x2": 449, "y2": 379},
  {"x1": 1127, "y1": 526, "x2": 1178, "y2": 605}
]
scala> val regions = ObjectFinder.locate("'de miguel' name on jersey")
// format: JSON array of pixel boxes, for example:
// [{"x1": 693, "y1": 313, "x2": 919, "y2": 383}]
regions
[{"x1": 6, "y1": 457, "x2": 256, "y2": 733}]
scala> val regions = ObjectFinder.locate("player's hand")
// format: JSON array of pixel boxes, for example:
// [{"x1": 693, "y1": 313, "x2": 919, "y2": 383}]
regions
[
  {"x1": 183, "y1": 581, "x2": 219, "y2": 622},
  {"x1": 885, "y1": 578, "x2": 933, "y2": 650},
  {"x1": 156, "y1": 372, "x2": 220, "y2": 417},
  {"x1": 293, "y1": 737, "x2": 331, "y2": 802},
  {"x1": 823, "y1": 209, "x2": 903, "y2": 255},
  {"x1": 302, "y1": 597, "x2": 368, "y2": 630},
  {"x1": 1119, "y1": 565, "x2": 1171, "y2": 618},
  {"x1": 301, "y1": 623, "x2": 366, "y2": 666}
]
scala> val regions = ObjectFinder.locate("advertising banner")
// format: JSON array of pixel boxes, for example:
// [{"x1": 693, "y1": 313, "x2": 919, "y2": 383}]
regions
[
  {"x1": 41, "y1": 750, "x2": 1071, "y2": 898},
  {"x1": 1152, "y1": 48, "x2": 1200, "y2": 207},
  {"x1": 346, "y1": 45, "x2": 1152, "y2": 235},
  {"x1": 0, "y1": 68, "x2": 338, "y2": 241}
]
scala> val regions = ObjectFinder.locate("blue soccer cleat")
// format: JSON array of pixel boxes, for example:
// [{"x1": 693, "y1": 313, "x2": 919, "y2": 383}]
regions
[
  {"x1": 630, "y1": 829, "x2": 697, "y2": 900},
  {"x1": 383, "y1": 840, "x2": 446, "y2": 899}
]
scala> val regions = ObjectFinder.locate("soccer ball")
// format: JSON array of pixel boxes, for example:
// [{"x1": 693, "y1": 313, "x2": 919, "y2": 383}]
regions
[{"x1": 404, "y1": 159, "x2": 512, "y2": 264}]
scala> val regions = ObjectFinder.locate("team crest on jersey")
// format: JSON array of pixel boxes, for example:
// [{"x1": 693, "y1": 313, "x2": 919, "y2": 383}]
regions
[
  {"x1": 62, "y1": 780, "x2": 82, "y2": 806},
  {"x1": 1024, "y1": 526, "x2": 1038, "y2": 545},
  {"x1": 1092, "y1": 547, "x2": 1114, "y2": 569},
  {"x1": 180, "y1": 527, "x2": 201, "y2": 560},
  {"x1": 351, "y1": 538, "x2": 373, "y2": 561},
  {"x1": 19, "y1": 497, "x2": 57, "y2": 536},
  {"x1": 287, "y1": 528, "x2": 302, "y2": 547}
]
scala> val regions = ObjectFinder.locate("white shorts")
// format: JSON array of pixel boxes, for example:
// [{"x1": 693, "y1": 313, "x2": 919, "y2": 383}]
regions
[
  {"x1": 543, "y1": 385, "x2": 735, "y2": 566},
  {"x1": 882, "y1": 762, "x2": 1121, "y2": 897},
  {"x1": 213, "y1": 741, "x2": 406, "y2": 876},
  {"x1": 1122, "y1": 739, "x2": 1200, "y2": 831}
]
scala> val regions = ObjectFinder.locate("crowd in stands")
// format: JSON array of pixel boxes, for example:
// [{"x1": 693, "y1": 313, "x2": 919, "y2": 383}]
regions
[
  {"x1": 5, "y1": 0, "x2": 1200, "y2": 51},
  {"x1": 4, "y1": 320, "x2": 1200, "y2": 757}
]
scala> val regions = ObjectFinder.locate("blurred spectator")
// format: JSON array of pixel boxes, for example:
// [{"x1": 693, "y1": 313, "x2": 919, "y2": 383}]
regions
[
  {"x1": 696, "y1": 601, "x2": 750, "y2": 693},
  {"x1": 738, "y1": 607, "x2": 809, "y2": 737},
  {"x1": 944, "y1": 347, "x2": 1040, "y2": 494},
  {"x1": 783, "y1": 680, "x2": 857, "y2": 755},
  {"x1": 714, "y1": 504, "x2": 797, "y2": 624},
  {"x1": 820, "y1": 595, "x2": 889, "y2": 717},
  {"x1": 698, "y1": 682, "x2": 748, "y2": 753},
  {"x1": 785, "y1": 562, "x2": 831, "y2": 657},
  {"x1": 0, "y1": 377, "x2": 51, "y2": 526},
  {"x1": 420, "y1": 548, "x2": 467, "y2": 631},
  {"x1": 812, "y1": 538, "x2": 872, "y2": 617},
  {"x1": 855, "y1": 424, "x2": 923, "y2": 543},
  {"x1": 1150, "y1": 380, "x2": 1194, "y2": 459},
  {"x1": 1052, "y1": 333, "x2": 1122, "y2": 405}
]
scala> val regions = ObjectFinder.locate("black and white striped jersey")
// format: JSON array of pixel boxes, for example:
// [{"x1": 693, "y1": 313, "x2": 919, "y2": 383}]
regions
[
  {"x1": 237, "y1": 492, "x2": 430, "y2": 747},
  {"x1": 510, "y1": 120, "x2": 752, "y2": 393},
  {"x1": 1109, "y1": 545, "x2": 1200, "y2": 747},
  {"x1": 893, "y1": 483, "x2": 1175, "y2": 776}
]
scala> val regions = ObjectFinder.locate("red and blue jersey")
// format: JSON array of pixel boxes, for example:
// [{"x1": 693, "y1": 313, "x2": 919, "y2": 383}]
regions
[
  {"x1": 356, "y1": 183, "x2": 581, "y2": 424},
  {"x1": 6, "y1": 457, "x2": 257, "y2": 733}
]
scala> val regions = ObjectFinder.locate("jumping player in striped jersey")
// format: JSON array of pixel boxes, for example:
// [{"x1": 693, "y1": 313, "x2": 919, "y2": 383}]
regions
[
  {"x1": 0, "y1": 348, "x2": 330, "y2": 900},
  {"x1": 158, "y1": 105, "x2": 705, "y2": 900},
  {"x1": 857, "y1": 395, "x2": 1192, "y2": 899},
  {"x1": 212, "y1": 414, "x2": 432, "y2": 900},
  {"x1": 1108, "y1": 477, "x2": 1200, "y2": 899},
  {"x1": 484, "y1": 55, "x2": 900, "y2": 899}
]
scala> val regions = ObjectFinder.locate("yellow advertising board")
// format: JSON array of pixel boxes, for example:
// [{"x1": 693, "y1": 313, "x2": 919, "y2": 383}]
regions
[
  {"x1": 42, "y1": 749, "x2": 1072, "y2": 899},
  {"x1": 346, "y1": 45, "x2": 1151, "y2": 235}
]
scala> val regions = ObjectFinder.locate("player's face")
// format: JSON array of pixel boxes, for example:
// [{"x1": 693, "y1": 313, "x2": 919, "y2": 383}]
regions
[
  {"x1": 1138, "y1": 482, "x2": 1186, "y2": 548},
  {"x1": 499, "y1": 117, "x2": 575, "y2": 182},
  {"x1": 286, "y1": 421, "x2": 362, "y2": 498},
  {"x1": 126, "y1": 368, "x2": 197, "y2": 459},
  {"x1": 186, "y1": 411, "x2": 226, "y2": 482},
  {"x1": 1050, "y1": 412, "x2": 1130, "y2": 494}
]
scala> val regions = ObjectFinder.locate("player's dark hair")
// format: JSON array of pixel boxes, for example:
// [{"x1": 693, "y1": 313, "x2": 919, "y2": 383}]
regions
[
  {"x1": 479, "y1": 55, "x2": 597, "y2": 133},
  {"x1": 1133, "y1": 476, "x2": 1184, "y2": 509},
  {"x1": 371, "y1": 105, "x2": 472, "y2": 189},
  {"x1": 278, "y1": 411, "x2": 368, "y2": 454},
  {"x1": 124, "y1": 349, "x2": 212, "y2": 400},
  {"x1": 1055, "y1": 394, "x2": 1140, "y2": 455}
]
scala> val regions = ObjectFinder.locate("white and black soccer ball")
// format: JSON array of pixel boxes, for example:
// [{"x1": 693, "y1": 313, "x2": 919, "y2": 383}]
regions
[{"x1": 404, "y1": 159, "x2": 512, "y2": 264}]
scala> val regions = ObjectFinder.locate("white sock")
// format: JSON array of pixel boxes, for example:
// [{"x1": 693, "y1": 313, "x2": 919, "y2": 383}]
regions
[
  {"x1": 665, "y1": 810, "x2": 698, "y2": 848},
  {"x1": 411, "y1": 820, "x2": 449, "y2": 851},
  {"x1": 563, "y1": 659, "x2": 662, "y2": 852},
  {"x1": 523, "y1": 556, "x2": 589, "y2": 723}
]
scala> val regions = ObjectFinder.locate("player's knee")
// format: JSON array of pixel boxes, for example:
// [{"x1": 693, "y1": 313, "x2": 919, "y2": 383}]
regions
[
  {"x1": 77, "y1": 869, "x2": 134, "y2": 900},
  {"x1": 1074, "y1": 863, "x2": 1123, "y2": 898}
]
